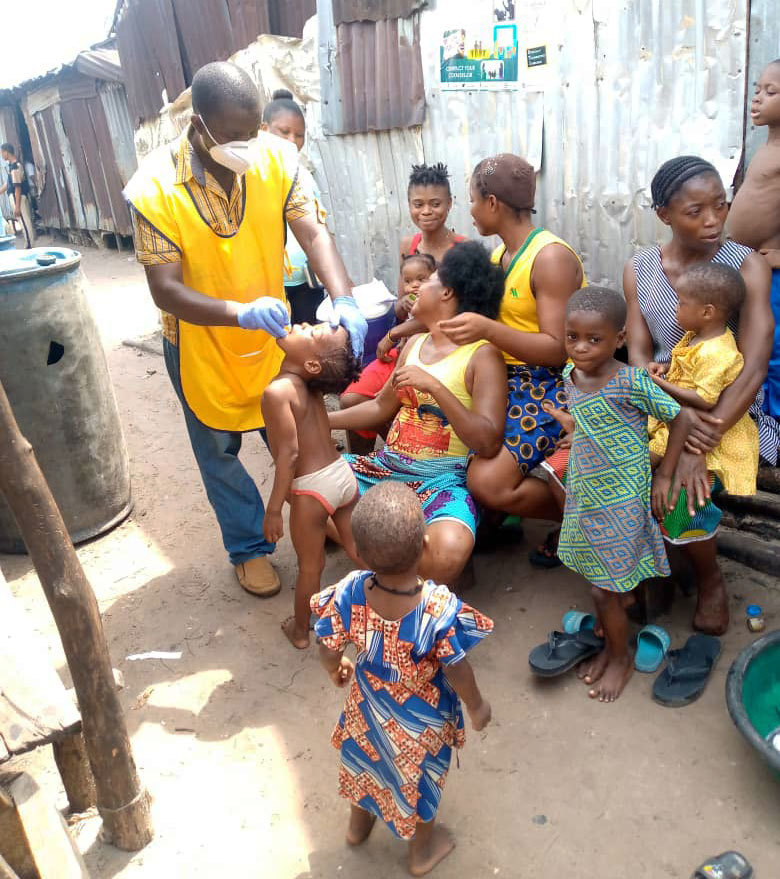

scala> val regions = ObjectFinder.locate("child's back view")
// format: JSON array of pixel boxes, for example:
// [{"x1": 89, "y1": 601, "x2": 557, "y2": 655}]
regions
[
  {"x1": 311, "y1": 482, "x2": 493, "y2": 876},
  {"x1": 261, "y1": 322, "x2": 362, "y2": 649},
  {"x1": 728, "y1": 58, "x2": 780, "y2": 420}
]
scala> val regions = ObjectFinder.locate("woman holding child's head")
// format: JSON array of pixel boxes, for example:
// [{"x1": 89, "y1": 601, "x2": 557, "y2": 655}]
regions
[
  {"x1": 624, "y1": 154, "x2": 775, "y2": 635},
  {"x1": 444, "y1": 153, "x2": 585, "y2": 525},
  {"x1": 329, "y1": 240, "x2": 508, "y2": 586}
]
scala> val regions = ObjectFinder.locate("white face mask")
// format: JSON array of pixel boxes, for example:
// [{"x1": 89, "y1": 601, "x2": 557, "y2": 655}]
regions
[{"x1": 200, "y1": 119, "x2": 256, "y2": 175}]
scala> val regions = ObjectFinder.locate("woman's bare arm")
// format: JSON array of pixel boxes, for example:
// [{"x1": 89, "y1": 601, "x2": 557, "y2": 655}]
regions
[
  {"x1": 623, "y1": 258, "x2": 655, "y2": 368},
  {"x1": 439, "y1": 245, "x2": 582, "y2": 366}
]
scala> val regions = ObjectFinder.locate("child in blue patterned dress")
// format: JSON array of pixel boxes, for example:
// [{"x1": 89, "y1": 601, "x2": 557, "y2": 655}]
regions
[
  {"x1": 553, "y1": 288, "x2": 692, "y2": 703},
  {"x1": 311, "y1": 481, "x2": 493, "y2": 876}
]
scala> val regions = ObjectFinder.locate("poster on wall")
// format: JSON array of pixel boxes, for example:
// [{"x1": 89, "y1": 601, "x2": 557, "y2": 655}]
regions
[{"x1": 440, "y1": 21, "x2": 519, "y2": 89}]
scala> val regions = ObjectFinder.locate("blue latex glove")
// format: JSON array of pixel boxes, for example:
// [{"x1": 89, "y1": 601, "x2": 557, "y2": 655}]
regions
[
  {"x1": 236, "y1": 297, "x2": 290, "y2": 337},
  {"x1": 329, "y1": 296, "x2": 368, "y2": 359}
]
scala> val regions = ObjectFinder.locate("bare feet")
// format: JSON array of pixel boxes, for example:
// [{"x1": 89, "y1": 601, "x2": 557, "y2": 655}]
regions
[
  {"x1": 408, "y1": 825, "x2": 456, "y2": 877},
  {"x1": 588, "y1": 653, "x2": 633, "y2": 702},
  {"x1": 577, "y1": 648, "x2": 609, "y2": 685},
  {"x1": 346, "y1": 806, "x2": 376, "y2": 846},
  {"x1": 693, "y1": 584, "x2": 729, "y2": 636},
  {"x1": 281, "y1": 616, "x2": 310, "y2": 649}
]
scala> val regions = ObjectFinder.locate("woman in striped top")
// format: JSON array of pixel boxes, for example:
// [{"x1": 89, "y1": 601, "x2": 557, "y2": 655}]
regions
[{"x1": 624, "y1": 155, "x2": 776, "y2": 636}]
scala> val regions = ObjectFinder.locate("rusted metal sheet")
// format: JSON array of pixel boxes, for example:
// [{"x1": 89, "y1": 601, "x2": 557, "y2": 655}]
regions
[
  {"x1": 56, "y1": 96, "x2": 133, "y2": 235},
  {"x1": 333, "y1": 0, "x2": 426, "y2": 25},
  {"x1": 116, "y1": 0, "x2": 186, "y2": 125},
  {"x1": 321, "y1": 14, "x2": 425, "y2": 134},
  {"x1": 57, "y1": 73, "x2": 97, "y2": 104},
  {"x1": 59, "y1": 101, "x2": 100, "y2": 230},
  {"x1": 73, "y1": 48, "x2": 124, "y2": 83},
  {"x1": 0, "y1": 106, "x2": 22, "y2": 158},
  {"x1": 271, "y1": 0, "x2": 316, "y2": 37},
  {"x1": 115, "y1": 0, "x2": 314, "y2": 124},
  {"x1": 100, "y1": 83, "x2": 138, "y2": 186},
  {"x1": 87, "y1": 96, "x2": 134, "y2": 235},
  {"x1": 37, "y1": 108, "x2": 75, "y2": 228}
]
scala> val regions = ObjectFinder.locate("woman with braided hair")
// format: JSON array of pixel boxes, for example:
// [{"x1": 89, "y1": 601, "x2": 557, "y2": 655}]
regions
[{"x1": 624, "y1": 154, "x2": 775, "y2": 635}]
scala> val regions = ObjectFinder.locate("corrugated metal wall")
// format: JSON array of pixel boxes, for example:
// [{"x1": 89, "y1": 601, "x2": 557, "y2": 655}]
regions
[
  {"x1": 25, "y1": 76, "x2": 135, "y2": 237},
  {"x1": 744, "y1": 0, "x2": 780, "y2": 165},
  {"x1": 116, "y1": 0, "x2": 316, "y2": 124},
  {"x1": 307, "y1": 0, "x2": 752, "y2": 291}
]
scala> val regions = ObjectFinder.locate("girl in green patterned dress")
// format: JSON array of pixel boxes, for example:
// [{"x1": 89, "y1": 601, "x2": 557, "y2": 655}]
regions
[{"x1": 554, "y1": 288, "x2": 692, "y2": 702}]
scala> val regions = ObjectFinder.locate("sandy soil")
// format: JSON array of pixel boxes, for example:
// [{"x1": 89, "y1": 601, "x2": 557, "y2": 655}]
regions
[{"x1": 2, "y1": 243, "x2": 779, "y2": 878}]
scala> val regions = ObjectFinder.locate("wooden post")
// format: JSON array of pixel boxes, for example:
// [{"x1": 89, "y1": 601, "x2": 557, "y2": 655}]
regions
[
  {"x1": 0, "y1": 380, "x2": 152, "y2": 851},
  {"x1": 52, "y1": 733, "x2": 97, "y2": 814}
]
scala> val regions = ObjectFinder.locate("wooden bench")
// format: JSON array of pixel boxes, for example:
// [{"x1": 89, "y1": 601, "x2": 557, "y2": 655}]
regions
[{"x1": 0, "y1": 568, "x2": 93, "y2": 878}]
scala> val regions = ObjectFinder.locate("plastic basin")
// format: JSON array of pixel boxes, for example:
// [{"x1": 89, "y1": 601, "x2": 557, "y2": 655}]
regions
[{"x1": 725, "y1": 629, "x2": 780, "y2": 774}]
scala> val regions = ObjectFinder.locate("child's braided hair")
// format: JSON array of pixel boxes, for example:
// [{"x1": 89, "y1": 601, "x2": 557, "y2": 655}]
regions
[{"x1": 650, "y1": 156, "x2": 720, "y2": 208}]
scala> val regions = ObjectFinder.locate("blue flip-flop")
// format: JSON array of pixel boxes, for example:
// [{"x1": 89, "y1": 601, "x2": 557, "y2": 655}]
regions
[
  {"x1": 634, "y1": 624, "x2": 670, "y2": 673},
  {"x1": 562, "y1": 610, "x2": 596, "y2": 635}
]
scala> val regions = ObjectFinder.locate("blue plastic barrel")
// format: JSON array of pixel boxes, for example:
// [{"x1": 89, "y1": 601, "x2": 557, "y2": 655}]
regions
[
  {"x1": 0, "y1": 247, "x2": 132, "y2": 552},
  {"x1": 0, "y1": 234, "x2": 15, "y2": 251}
]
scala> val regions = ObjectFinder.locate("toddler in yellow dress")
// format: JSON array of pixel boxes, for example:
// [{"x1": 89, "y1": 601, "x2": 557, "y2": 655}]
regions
[{"x1": 647, "y1": 262, "x2": 758, "y2": 497}]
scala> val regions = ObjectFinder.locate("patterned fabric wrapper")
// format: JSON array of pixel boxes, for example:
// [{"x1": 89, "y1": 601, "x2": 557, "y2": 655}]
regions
[
  {"x1": 343, "y1": 449, "x2": 479, "y2": 536},
  {"x1": 503, "y1": 364, "x2": 568, "y2": 474},
  {"x1": 311, "y1": 572, "x2": 493, "y2": 840},
  {"x1": 660, "y1": 475, "x2": 723, "y2": 544}
]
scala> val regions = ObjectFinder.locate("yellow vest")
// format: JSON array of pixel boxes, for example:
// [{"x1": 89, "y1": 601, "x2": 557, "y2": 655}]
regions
[
  {"x1": 125, "y1": 134, "x2": 295, "y2": 431},
  {"x1": 385, "y1": 334, "x2": 489, "y2": 459},
  {"x1": 492, "y1": 228, "x2": 585, "y2": 365}
]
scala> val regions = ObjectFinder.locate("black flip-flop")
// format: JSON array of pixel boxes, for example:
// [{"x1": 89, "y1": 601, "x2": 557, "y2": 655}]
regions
[
  {"x1": 529, "y1": 629, "x2": 604, "y2": 677},
  {"x1": 652, "y1": 634, "x2": 722, "y2": 707},
  {"x1": 529, "y1": 529, "x2": 562, "y2": 569}
]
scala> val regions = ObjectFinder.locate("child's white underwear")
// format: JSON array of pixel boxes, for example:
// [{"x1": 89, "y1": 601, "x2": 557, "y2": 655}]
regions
[{"x1": 291, "y1": 457, "x2": 359, "y2": 514}]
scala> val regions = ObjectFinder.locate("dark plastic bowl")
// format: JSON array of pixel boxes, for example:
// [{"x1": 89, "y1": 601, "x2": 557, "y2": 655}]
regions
[{"x1": 726, "y1": 629, "x2": 780, "y2": 774}]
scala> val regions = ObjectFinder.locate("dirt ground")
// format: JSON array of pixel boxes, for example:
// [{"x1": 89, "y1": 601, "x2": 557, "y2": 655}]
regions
[{"x1": 3, "y1": 242, "x2": 780, "y2": 879}]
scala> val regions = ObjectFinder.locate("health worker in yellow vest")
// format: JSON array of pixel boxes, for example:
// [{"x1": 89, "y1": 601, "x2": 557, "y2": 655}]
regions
[
  {"x1": 439, "y1": 154, "x2": 585, "y2": 537},
  {"x1": 125, "y1": 62, "x2": 366, "y2": 597}
]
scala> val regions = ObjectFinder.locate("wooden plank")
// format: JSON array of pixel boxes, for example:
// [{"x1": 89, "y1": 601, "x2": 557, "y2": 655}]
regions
[
  {"x1": 0, "y1": 570, "x2": 81, "y2": 761},
  {"x1": 1, "y1": 772, "x2": 91, "y2": 879},
  {"x1": 0, "y1": 852, "x2": 22, "y2": 879}
]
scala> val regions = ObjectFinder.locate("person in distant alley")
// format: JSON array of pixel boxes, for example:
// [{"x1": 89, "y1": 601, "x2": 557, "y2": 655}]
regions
[
  {"x1": 124, "y1": 61, "x2": 366, "y2": 597},
  {"x1": 0, "y1": 143, "x2": 35, "y2": 248}
]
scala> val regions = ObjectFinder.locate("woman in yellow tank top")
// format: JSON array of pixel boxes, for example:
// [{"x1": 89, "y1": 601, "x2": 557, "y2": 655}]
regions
[
  {"x1": 438, "y1": 154, "x2": 585, "y2": 536},
  {"x1": 329, "y1": 242, "x2": 508, "y2": 586}
]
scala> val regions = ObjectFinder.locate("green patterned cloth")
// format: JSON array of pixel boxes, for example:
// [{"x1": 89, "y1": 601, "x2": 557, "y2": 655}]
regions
[{"x1": 558, "y1": 365, "x2": 680, "y2": 593}]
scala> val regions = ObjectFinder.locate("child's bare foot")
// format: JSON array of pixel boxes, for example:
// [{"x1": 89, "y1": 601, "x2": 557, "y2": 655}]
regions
[
  {"x1": 577, "y1": 648, "x2": 609, "y2": 685},
  {"x1": 408, "y1": 825, "x2": 456, "y2": 876},
  {"x1": 693, "y1": 584, "x2": 729, "y2": 635},
  {"x1": 588, "y1": 653, "x2": 633, "y2": 702},
  {"x1": 346, "y1": 806, "x2": 376, "y2": 846},
  {"x1": 281, "y1": 616, "x2": 310, "y2": 649}
]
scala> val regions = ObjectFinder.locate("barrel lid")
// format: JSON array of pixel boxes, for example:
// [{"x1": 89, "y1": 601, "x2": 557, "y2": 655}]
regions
[
  {"x1": 0, "y1": 246, "x2": 81, "y2": 282},
  {"x1": 746, "y1": 604, "x2": 763, "y2": 616}
]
